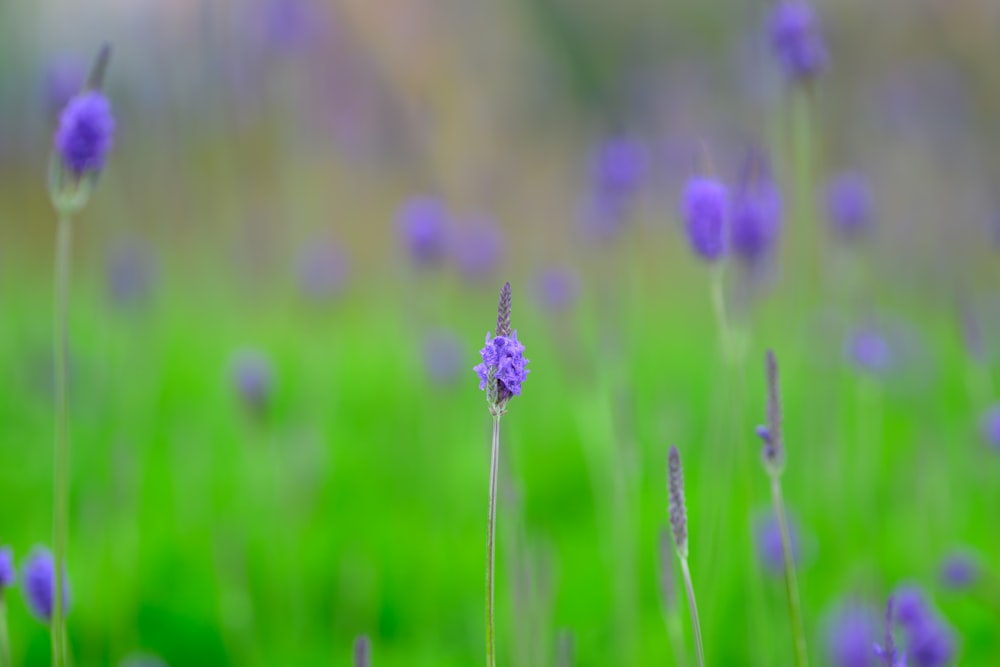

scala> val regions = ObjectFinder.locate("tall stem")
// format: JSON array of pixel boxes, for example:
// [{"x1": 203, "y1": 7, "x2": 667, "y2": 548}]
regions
[
  {"x1": 679, "y1": 556, "x2": 704, "y2": 667},
  {"x1": 770, "y1": 475, "x2": 808, "y2": 667},
  {"x1": 52, "y1": 213, "x2": 72, "y2": 667},
  {"x1": 485, "y1": 415, "x2": 501, "y2": 667}
]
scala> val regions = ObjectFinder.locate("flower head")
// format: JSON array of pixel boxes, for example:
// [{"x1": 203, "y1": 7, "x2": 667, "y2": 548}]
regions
[
  {"x1": 667, "y1": 446, "x2": 689, "y2": 559},
  {"x1": 768, "y1": 1, "x2": 828, "y2": 82},
  {"x1": 938, "y1": 550, "x2": 979, "y2": 590},
  {"x1": 979, "y1": 405, "x2": 1000, "y2": 450},
  {"x1": 230, "y1": 349, "x2": 274, "y2": 417},
  {"x1": 0, "y1": 547, "x2": 15, "y2": 590},
  {"x1": 353, "y1": 635, "x2": 371, "y2": 667},
  {"x1": 847, "y1": 328, "x2": 893, "y2": 375},
  {"x1": 825, "y1": 601, "x2": 878, "y2": 667},
  {"x1": 874, "y1": 596, "x2": 906, "y2": 667},
  {"x1": 731, "y1": 150, "x2": 783, "y2": 266},
  {"x1": 892, "y1": 586, "x2": 956, "y2": 667},
  {"x1": 23, "y1": 547, "x2": 70, "y2": 622},
  {"x1": 535, "y1": 267, "x2": 581, "y2": 312},
  {"x1": 682, "y1": 177, "x2": 728, "y2": 262},
  {"x1": 396, "y1": 196, "x2": 451, "y2": 267},
  {"x1": 54, "y1": 91, "x2": 115, "y2": 177},
  {"x1": 753, "y1": 510, "x2": 801, "y2": 573},
  {"x1": 474, "y1": 283, "x2": 528, "y2": 414},
  {"x1": 581, "y1": 138, "x2": 647, "y2": 242},
  {"x1": 826, "y1": 172, "x2": 874, "y2": 240}
]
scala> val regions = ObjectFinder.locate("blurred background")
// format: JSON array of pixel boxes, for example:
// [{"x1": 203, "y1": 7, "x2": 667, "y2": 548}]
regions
[{"x1": 1, "y1": 0, "x2": 1000, "y2": 665}]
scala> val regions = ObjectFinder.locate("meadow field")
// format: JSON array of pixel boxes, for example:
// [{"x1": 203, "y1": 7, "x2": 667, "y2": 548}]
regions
[{"x1": 0, "y1": 1, "x2": 998, "y2": 665}]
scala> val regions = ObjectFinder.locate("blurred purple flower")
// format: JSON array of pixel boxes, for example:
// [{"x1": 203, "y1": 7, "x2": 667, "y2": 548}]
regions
[
  {"x1": 23, "y1": 547, "x2": 70, "y2": 623},
  {"x1": 353, "y1": 634, "x2": 371, "y2": 667},
  {"x1": 731, "y1": 150, "x2": 782, "y2": 265},
  {"x1": 230, "y1": 349, "x2": 274, "y2": 416},
  {"x1": 44, "y1": 55, "x2": 86, "y2": 112},
  {"x1": 682, "y1": 177, "x2": 728, "y2": 262},
  {"x1": 825, "y1": 602, "x2": 878, "y2": 667},
  {"x1": 297, "y1": 240, "x2": 348, "y2": 301},
  {"x1": 892, "y1": 585, "x2": 955, "y2": 667},
  {"x1": 452, "y1": 220, "x2": 504, "y2": 281},
  {"x1": 938, "y1": 550, "x2": 979, "y2": 590},
  {"x1": 0, "y1": 547, "x2": 15, "y2": 590},
  {"x1": 395, "y1": 196, "x2": 451, "y2": 267},
  {"x1": 535, "y1": 267, "x2": 581, "y2": 312},
  {"x1": 979, "y1": 405, "x2": 1000, "y2": 450},
  {"x1": 54, "y1": 91, "x2": 115, "y2": 177},
  {"x1": 753, "y1": 510, "x2": 801, "y2": 573},
  {"x1": 846, "y1": 328, "x2": 893, "y2": 375},
  {"x1": 874, "y1": 596, "x2": 906, "y2": 667},
  {"x1": 260, "y1": 0, "x2": 319, "y2": 50},
  {"x1": 580, "y1": 138, "x2": 647, "y2": 241},
  {"x1": 826, "y1": 173, "x2": 874, "y2": 240},
  {"x1": 423, "y1": 330, "x2": 464, "y2": 386},
  {"x1": 768, "y1": 1, "x2": 828, "y2": 82},
  {"x1": 106, "y1": 241, "x2": 156, "y2": 310},
  {"x1": 474, "y1": 331, "x2": 529, "y2": 400}
]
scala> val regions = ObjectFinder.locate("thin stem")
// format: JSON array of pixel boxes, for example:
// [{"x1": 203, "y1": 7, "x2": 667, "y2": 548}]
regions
[
  {"x1": 679, "y1": 556, "x2": 705, "y2": 667},
  {"x1": 710, "y1": 266, "x2": 731, "y2": 364},
  {"x1": 770, "y1": 475, "x2": 809, "y2": 667},
  {"x1": 485, "y1": 415, "x2": 501, "y2": 667},
  {"x1": 0, "y1": 597, "x2": 10, "y2": 667},
  {"x1": 52, "y1": 213, "x2": 72, "y2": 667}
]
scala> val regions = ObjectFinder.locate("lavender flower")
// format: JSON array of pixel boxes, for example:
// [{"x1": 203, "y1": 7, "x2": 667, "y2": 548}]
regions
[
  {"x1": 54, "y1": 91, "x2": 115, "y2": 177},
  {"x1": 891, "y1": 586, "x2": 956, "y2": 667},
  {"x1": 353, "y1": 634, "x2": 371, "y2": 667},
  {"x1": 825, "y1": 602, "x2": 878, "y2": 667},
  {"x1": 106, "y1": 241, "x2": 155, "y2": 310},
  {"x1": 979, "y1": 405, "x2": 1000, "y2": 450},
  {"x1": 581, "y1": 138, "x2": 647, "y2": 241},
  {"x1": 534, "y1": 267, "x2": 581, "y2": 312},
  {"x1": 230, "y1": 349, "x2": 274, "y2": 416},
  {"x1": 474, "y1": 284, "x2": 529, "y2": 413},
  {"x1": 826, "y1": 173, "x2": 874, "y2": 240},
  {"x1": 731, "y1": 149, "x2": 782, "y2": 266},
  {"x1": 23, "y1": 547, "x2": 70, "y2": 622},
  {"x1": 423, "y1": 330, "x2": 464, "y2": 386},
  {"x1": 297, "y1": 240, "x2": 348, "y2": 301},
  {"x1": 874, "y1": 597, "x2": 906, "y2": 667},
  {"x1": 756, "y1": 349, "x2": 785, "y2": 474},
  {"x1": 939, "y1": 550, "x2": 979, "y2": 590},
  {"x1": 753, "y1": 510, "x2": 801, "y2": 573},
  {"x1": 847, "y1": 328, "x2": 893, "y2": 375},
  {"x1": 395, "y1": 196, "x2": 450, "y2": 267},
  {"x1": 667, "y1": 446, "x2": 689, "y2": 558},
  {"x1": 452, "y1": 219, "x2": 504, "y2": 282},
  {"x1": 768, "y1": 1, "x2": 828, "y2": 82},
  {"x1": 682, "y1": 177, "x2": 728, "y2": 262},
  {"x1": 893, "y1": 587, "x2": 930, "y2": 627},
  {"x1": 0, "y1": 547, "x2": 15, "y2": 590}
]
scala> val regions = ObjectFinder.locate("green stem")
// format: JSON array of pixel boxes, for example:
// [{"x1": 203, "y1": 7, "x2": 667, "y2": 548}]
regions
[
  {"x1": 0, "y1": 597, "x2": 11, "y2": 667},
  {"x1": 770, "y1": 475, "x2": 808, "y2": 667},
  {"x1": 485, "y1": 415, "x2": 501, "y2": 667},
  {"x1": 52, "y1": 213, "x2": 72, "y2": 667},
  {"x1": 679, "y1": 556, "x2": 704, "y2": 667},
  {"x1": 710, "y1": 266, "x2": 731, "y2": 364}
]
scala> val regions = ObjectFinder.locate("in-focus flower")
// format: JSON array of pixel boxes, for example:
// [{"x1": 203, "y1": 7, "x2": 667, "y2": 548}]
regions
[
  {"x1": 106, "y1": 241, "x2": 156, "y2": 310},
  {"x1": 826, "y1": 172, "x2": 873, "y2": 240},
  {"x1": 452, "y1": 219, "x2": 504, "y2": 282},
  {"x1": 230, "y1": 349, "x2": 274, "y2": 416},
  {"x1": 681, "y1": 177, "x2": 728, "y2": 262},
  {"x1": 825, "y1": 601, "x2": 878, "y2": 667},
  {"x1": 534, "y1": 267, "x2": 581, "y2": 312},
  {"x1": 979, "y1": 405, "x2": 1000, "y2": 450},
  {"x1": 768, "y1": 1, "x2": 828, "y2": 82},
  {"x1": 396, "y1": 196, "x2": 451, "y2": 267},
  {"x1": 0, "y1": 547, "x2": 15, "y2": 590},
  {"x1": 939, "y1": 550, "x2": 980, "y2": 590},
  {"x1": 474, "y1": 283, "x2": 528, "y2": 413},
  {"x1": 23, "y1": 547, "x2": 70, "y2": 622},
  {"x1": 297, "y1": 239, "x2": 348, "y2": 301},
  {"x1": 753, "y1": 510, "x2": 802, "y2": 573},
  {"x1": 731, "y1": 150, "x2": 783, "y2": 266},
  {"x1": 54, "y1": 91, "x2": 115, "y2": 177},
  {"x1": 846, "y1": 328, "x2": 893, "y2": 375},
  {"x1": 423, "y1": 330, "x2": 464, "y2": 386}
]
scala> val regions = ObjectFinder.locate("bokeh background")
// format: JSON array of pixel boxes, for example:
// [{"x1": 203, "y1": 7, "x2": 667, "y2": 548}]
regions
[{"x1": 1, "y1": 0, "x2": 1000, "y2": 665}]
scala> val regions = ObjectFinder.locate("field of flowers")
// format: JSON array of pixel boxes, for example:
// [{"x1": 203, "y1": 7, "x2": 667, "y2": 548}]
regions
[{"x1": 0, "y1": 1, "x2": 998, "y2": 666}]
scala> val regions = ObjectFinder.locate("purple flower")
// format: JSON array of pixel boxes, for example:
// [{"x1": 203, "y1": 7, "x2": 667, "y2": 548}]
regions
[
  {"x1": 826, "y1": 173, "x2": 874, "y2": 239},
  {"x1": 396, "y1": 196, "x2": 451, "y2": 267},
  {"x1": 580, "y1": 138, "x2": 647, "y2": 241},
  {"x1": 979, "y1": 405, "x2": 1000, "y2": 450},
  {"x1": 452, "y1": 220, "x2": 504, "y2": 281},
  {"x1": 825, "y1": 602, "x2": 878, "y2": 667},
  {"x1": 106, "y1": 241, "x2": 156, "y2": 310},
  {"x1": 753, "y1": 510, "x2": 801, "y2": 573},
  {"x1": 0, "y1": 547, "x2": 15, "y2": 589},
  {"x1": 423, "y1": 330, "x2": 464, "y2": 386},
  {"x1": 44, "y1": 55, "x2": 86, "y2": 111},
  {"x1": 23, "y1": 547, "x2": 70, "y2": 623},
  {"x1": 731, "y1": 151, "x2": 783, "y2": 265},
  {"x1": 939, "y1": 550, "x2": 979, "y2": 589},
  {"x1": 846, "y1": 328, "x2": 893, "y2": 375},
  {"x1": 474, "y1": 331, "x2": 529, "y2": 402},
  {"x1": 353, "y1": 635, "x2": 371, "y2": 667},
  {"x1": 768, "y1": 1, "x2": 828, "y2": 82},
  {"x1": 230, "y1": 349, "x2": 274, "y2": 416},
  {"x1": 874, "y1": 597, "x2": 906, "y2": 667},
  {"x1": 682, "y1": 177, "x2": 728, "y2": 262},
  {"x1": 892, "y1": 586, "x2": 956, "y2": 667},
  {"x1": 54, "y1": 91, "x2": 115, "y2": 176},
  {"x1": 297, "y1": 240, "x2": 348, "y2": 301},
  {"x1": 535, "y1": 267, "x2": 580, "y2": 312}
]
